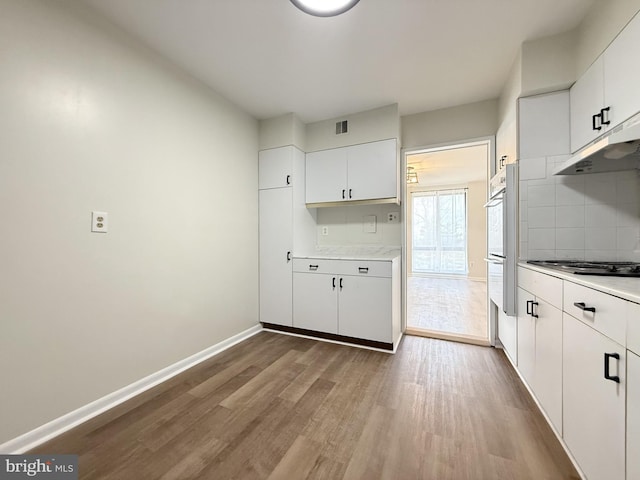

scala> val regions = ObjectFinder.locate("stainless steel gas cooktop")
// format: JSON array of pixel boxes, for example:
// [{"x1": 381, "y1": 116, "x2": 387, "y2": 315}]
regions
[{"x1": 527, "y1": 260, "x2": 640, "y2": 277}]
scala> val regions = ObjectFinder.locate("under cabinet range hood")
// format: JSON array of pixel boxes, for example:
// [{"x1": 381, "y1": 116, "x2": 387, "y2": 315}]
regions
[{"x1": 554, "y1": 112, "x2": 640, "y2": 175}]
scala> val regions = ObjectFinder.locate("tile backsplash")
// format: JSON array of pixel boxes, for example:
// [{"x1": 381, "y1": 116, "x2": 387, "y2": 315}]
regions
[{"x1": 519, "y1": 155, "x2": 640, "y2": 262}]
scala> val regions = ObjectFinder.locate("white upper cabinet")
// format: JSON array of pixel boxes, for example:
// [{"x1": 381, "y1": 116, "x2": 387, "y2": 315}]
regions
[
  {"x1": 604, "y1": 11, "x2": 640, "y2": 131},
  {"x1": 305, "y1": 139, "x2": 398, "y2": 205},
  {"x1": 259, "y1": 146, "x2": 293, "y2": 190},
  {"x1": 305, "y1": 147, "x2": 348, "y2": 203},
  {"x1": 346, "y1": 139, "x2": 397, "y2": 201},
  {"x1": 570, "y1": 57, "x2": 605, "y2": 153},
  {"x1": 570, "y1": 11, "x2": 640, "y2": 153}
]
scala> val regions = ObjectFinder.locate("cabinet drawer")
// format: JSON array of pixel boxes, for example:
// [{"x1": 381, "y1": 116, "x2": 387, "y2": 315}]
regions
[
  {"x1": 563, "y1": 281, "x2": 627, "y2": 345},
  {"x1": 518, "y1": 266, "x2": 562, "y2": 308},
  {"x1": 292, "y1": 258, "x2": 392, "y2": 277},
  {"x1": 292, "y1": 258, "x2": 342, "y2": 274},
  {"x1": 628, "y1": 302, "x2": 640, "y2": 355}
]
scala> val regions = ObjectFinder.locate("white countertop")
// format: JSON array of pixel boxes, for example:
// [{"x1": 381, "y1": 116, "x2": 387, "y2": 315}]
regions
[
  {"x1": 295, "y1": 245, "x2": 401, "y2": 261},
  {"x1": 519, "y1": 261, "x2": 640, "y2": 304}
]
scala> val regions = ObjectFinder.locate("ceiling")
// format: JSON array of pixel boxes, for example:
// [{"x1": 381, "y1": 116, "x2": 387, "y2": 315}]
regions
[
  {"x1": 80, "y1": 0, "x2": 596, "y2": 123},
  {"x1": 408, "y1": 144, "x2": 487, "y2": 187}
]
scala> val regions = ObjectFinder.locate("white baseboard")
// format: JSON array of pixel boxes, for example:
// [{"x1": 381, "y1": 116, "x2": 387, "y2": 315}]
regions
[{"x1": 0, "y1": 324, "x2": 263, "y2": 454}]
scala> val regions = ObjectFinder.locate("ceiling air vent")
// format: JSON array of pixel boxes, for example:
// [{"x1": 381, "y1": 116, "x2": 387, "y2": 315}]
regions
[{"x1": 335, "y1": 120, "x2": 348, "y2": 135}]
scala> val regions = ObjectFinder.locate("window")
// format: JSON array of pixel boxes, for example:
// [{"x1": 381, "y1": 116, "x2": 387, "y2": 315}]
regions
[{"x1": 411, "y1": 189, "x2": 467, "y2": 274}]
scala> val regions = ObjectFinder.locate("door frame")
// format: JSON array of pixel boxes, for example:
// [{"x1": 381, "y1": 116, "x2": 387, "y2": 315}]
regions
[{"x1": 401, "y1": 136, "x2": 495, "y2": 346}]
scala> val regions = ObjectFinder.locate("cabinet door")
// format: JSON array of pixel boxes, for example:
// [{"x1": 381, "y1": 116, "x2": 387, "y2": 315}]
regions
[
  {"x1": 305, "y1": 148, "x2": 347, "y2": 204},
  {"x1": 570, "y1": 57, "x2": 605, "y2": 153},
  {"x1": 533, "y1": 299, "x2": 562, "y2": 434},
  {"x1": 338, "y1": 276, "x2": 392, "y2": 343},
  {"x1": 628, "y1": 351, "x2": 640, "y2": 480},
  {"x1": 563, "y1": 314, "x2": 626, "y2": 480},
  {"x1": 259, "y1": 188, "x2": 293, "y2": 326},
  {"x1": 498, "y1": 309, "x2": 517, "y2": 364},
  {"x1": 516, "y1": 288, "x2": 535, "y2": 385},
  {"x1": 604, "y1": 12, "x2": 640, "y2": 129},
  {"x1": 293, "y1": 273, "x2": 338, "y2": 334},
  {"x1": 259, "y1": 147, "x2": 292, "y2": 190},
  {"x1": 346, "y1": 139, "x2": 397, "y2": 201}
]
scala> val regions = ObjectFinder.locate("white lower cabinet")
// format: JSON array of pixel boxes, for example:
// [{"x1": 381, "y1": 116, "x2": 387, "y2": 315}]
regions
[
  {"x1": 563, "y1": 313, "x2": 626, "y2": 480},
  {"x1": 628, "y1": 351, "x2": 640, "y2": 480},
  {"x1": 338, "y1": 275, "x2": 392, "y2": 343},
  {"x1": 292, "y1": 272, "x2": 338, "y2": 334},
  {"x1": 517, "y1": 279, "x2": 563, "y2": 432},
  {"x1": 292, "y1": 258, "x2": 400, "y2": 346}
]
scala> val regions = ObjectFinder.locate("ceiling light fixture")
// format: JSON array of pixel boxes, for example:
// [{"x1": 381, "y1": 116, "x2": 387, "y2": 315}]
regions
[
  {"x1": 407, "y1": 166, "x2": 419, "y2": 184},
  {"x1": 290, "y1": 0, "x2": 360, "y2": 17}
]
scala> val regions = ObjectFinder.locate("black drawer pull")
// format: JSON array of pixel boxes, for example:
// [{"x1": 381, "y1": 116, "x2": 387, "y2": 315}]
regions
[
  {"x1": 332, "y1": 277, "x2": 336, "y2": 289},
  {"x1": 574, "y1": 302, "x2": 596, "y2": 313},
  {"x1": 342, "y1": 189, "x2": 346, "y2": 199},
  {"x1": 600, "y1": 106, "x2": 611, "y2": 126},
  {"x1": 339, "y1": 278, "x2": 343, "y2": 290},
  {"x1": 286, "y1": 251, "x2": 292, "y2": 262},
  {"x1": 309, "y1": 265, "x2": 319, "y2": 271},
  {"x1": 604, "y1": 353, "x2": 620, "y2": 383},
  {"x1": 349, "y1": 188, "x2": 352, "y2": 199},
  {"x1": 286, "y1": 174, "x2": 291, "y2": 185},
  {"x1": 358, "y1": 267, "x2": 369, "y2": 274},
  {"x1": 526, "y1": 300, "x2": 533, "y2": 315}
]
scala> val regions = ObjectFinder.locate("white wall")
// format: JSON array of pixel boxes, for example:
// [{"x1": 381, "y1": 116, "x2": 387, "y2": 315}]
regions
[
  {"x1": 305, "y1": 104, "x2": 400, "y2": 152},
  {"x1": 0, "y1": 0, "x2": 259, "y2": 445},
  {"x1": 259, "y1": 113, "x2": 306, "y2": 151},
  {"x1": 401, "y1": 99, "x2": 498, "y2": 149},
  {"x1": 521, "y1": 30, "x2": 577, "y2": 96}
]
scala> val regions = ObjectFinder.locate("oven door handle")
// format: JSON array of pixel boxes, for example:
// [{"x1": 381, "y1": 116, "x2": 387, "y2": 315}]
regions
[{"x1": 484, "y1": 257, "x2": 504, "y2": 265}]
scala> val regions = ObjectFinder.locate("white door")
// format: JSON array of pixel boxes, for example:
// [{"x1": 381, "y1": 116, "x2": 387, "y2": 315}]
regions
[
  {"x1": 347, "y1": 139, "x2": 397, "y2": 201},
  {"x1": 563, "y1": 314, "x2": 626, "y2": 480},
  {"x1": 533, "y1": 299, "x2": 562, "y2": 434},
  {"x1": 570, "y1": 57, "x2": 605, "y2": 153},
  {"x1": 338, "y1": 275, "x2": 392, "y2": 343},
  {"x1": 628, "y1": 351, "x2": 640, "y2": 480},
  {"x1": 516, "y1": 287, "x2": 535, "y2": 385},
  {"x1": 305, "y1": 148, "x2": 347, "y2": 204},
  {"x1": 293, "y1": 272, "x2": 338, "y2": 334},
  {"x1": 259, "y1": 188, "x2": 293, "y2": 326},
  {"x1": 259, "y1": 147, "x2": 292, "y2": 190},
  {"x1": 604, "y1": 12, "x2": 640, "y2": 129}
]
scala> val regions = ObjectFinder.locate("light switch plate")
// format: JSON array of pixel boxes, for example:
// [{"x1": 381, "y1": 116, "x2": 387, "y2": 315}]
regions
[{"x1": 91, "y1": 211, "x2": 108, "y2": 233}]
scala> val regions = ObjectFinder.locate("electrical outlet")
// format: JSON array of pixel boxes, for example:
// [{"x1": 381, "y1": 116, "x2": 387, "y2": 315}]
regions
[
  {"x1": 387, "y1": 212, "x2": 399, "y2": 223},
  {"x1": 91, "y1": 211, "x2": 108, "y2": 233},
  {"x1": 321, "y1": 226, "x2": 329, "y2": 236}
]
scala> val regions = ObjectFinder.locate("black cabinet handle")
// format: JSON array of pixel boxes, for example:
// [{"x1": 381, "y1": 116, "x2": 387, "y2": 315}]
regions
[
  {"x1": 592, "y1": 112, "x2": 602, "y2": 131},
  {"x1": 286, "y1": 251, "x2": 292, "y2": 262},
  {"x1": 526, "y1": 300, "x2": 533, "y2": 315},
  {"x1": 339, "y1": 278, "x2": 343, "y2": 290},
  {"x1": 309, "y1": 265, "x2": 318, "y2": 271},
  {"x1": 600, "y1": 106, "x2": 611, "y2": 126},
  {"x1": 574, "y1": 302, "x2": 596, "y2": 313},
  {"x1": 342, "y1": 189, "x2": 346, "y2": 199},
  {"x1": 358, "y1": 267, "x2": 369, "y2": 274},
  {"x1": 500, "y1": 155, "x2": 507, "y2": 168},
  {"x1": 531, "y1": 301, "x2": 539, "y2": 318},
  {"x1": 604, "y1": 353, "x2": 620, "y2": 383},
  {"x1": 349, "y1": 188, "x2": 352, "y2": 199},
  {"x1": 332, "y1": 277, "x2": 336, "y2": 289},
  {"x1": 286, "y1": 174, "x2": 291, "y2": 185}
]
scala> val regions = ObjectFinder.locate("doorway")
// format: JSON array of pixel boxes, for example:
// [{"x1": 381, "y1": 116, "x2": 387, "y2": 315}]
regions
[{"x1": 404, "y1": 140, "x2": 490, "y2": 345}]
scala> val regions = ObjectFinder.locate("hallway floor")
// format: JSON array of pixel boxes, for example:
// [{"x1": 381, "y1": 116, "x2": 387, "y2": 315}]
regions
[{"x1": 407, "y1": 275, "x2": 487, "y2": 339}]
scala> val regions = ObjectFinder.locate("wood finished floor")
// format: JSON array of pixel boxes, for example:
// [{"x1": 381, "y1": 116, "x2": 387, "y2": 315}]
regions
[
  {"x1": 31, "y1": 332, "x2": 579, "y2": 479},
  {"x1": 407, "y1": 276, "x2": 488, "y2": 339}
]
